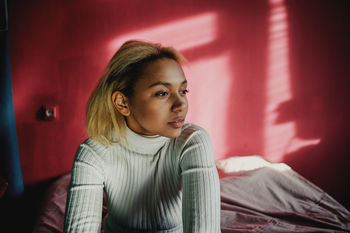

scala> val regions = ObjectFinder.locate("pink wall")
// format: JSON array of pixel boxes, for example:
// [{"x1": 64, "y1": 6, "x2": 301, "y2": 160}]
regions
[
  {"x1": 281, "y1": 0, "x2": 350, "y2": 209},
  {"x1": 8, "y1": 0, "x2": 350, "y2": 208}
]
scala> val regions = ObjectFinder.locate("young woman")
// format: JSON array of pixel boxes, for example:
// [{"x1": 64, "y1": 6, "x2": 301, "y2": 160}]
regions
[{"x1": 64, "y1": 41, "x2": 221, "y2": 233}]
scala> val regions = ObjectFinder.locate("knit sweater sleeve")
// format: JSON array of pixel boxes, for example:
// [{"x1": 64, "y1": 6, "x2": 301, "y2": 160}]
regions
[
  {"x1": 179, "y1": 126, "x2": 221, "y2": 233},
  {"x1": 64, "y1": 142, "x2": 105, "y2": 233}
]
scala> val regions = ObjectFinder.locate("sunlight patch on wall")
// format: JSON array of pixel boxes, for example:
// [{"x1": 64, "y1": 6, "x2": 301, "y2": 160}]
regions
[
  {"x1": 184, "y1": 52, "x2": 233, "y2": 160},
  {"x1": 265, "y1": 0, "x2": 320, "y2": 162},
  {"x1": 108, "y1": 12, "x2": 218, "y2": 54},
  {"x1": 265, "y1": 0, "x2": 293, "y2": 162}
]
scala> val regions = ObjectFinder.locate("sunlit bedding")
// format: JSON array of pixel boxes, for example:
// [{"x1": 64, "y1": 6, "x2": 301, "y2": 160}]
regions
[{"x1": 33, "y1": 156, "x2": 350, "y2": 233}]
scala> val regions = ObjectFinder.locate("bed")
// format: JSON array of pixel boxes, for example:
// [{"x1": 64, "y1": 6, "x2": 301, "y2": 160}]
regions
[{"x1": 33, "y1": 156, "x2": 350, "y2": 233}]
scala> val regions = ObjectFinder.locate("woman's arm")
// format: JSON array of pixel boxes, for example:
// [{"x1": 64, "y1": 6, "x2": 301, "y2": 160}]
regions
[
  {"x1": 64, "y1": 144, "x2": 105, "y2": 233},
  {"x1": 180, "y1": 128, "x2": 221, "y2": 233}
]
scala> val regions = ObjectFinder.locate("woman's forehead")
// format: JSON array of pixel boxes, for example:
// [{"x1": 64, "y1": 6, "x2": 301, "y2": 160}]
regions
[{"x1": 137, "y1": 58, "x2": 186, "y2": 87}]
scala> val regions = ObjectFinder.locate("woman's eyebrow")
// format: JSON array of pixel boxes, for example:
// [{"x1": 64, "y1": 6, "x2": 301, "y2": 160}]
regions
[{"x1": 148, "y1": 80, "x2": 187, "y2": 88}]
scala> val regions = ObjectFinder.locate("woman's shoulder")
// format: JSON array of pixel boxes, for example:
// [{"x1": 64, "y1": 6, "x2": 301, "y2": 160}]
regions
[
  {"x1": 181, "y1": 121, "x2": 210, "y2": 137},
  {"x1": 82, "y1": 137, "x2": 110, "y2": 150},
  {"x1": 175, "y1": 122, "x2": 212, "y2": 147},
  {"x1": 74, "y1": 137, "x2": 111, "y2": 162},
  {"x1": 173, "y1": 122, "x2": 214, "y2": 167},
  {"x1": 181, "y1": 121, "x2": 203, "y2": 132}
]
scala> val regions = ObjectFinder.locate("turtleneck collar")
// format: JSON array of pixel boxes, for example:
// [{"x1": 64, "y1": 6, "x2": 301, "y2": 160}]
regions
[{"x1": 121, "y1": 121, "x2": 170, "y2": 155}]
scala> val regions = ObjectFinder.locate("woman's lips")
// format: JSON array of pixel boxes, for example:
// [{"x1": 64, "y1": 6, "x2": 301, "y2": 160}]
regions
[{"x1": 168, "y1": 119, "x2": 185, "y2": 128}]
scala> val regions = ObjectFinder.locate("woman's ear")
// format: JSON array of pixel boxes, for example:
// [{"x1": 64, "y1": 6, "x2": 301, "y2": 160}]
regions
[{"x1": 112, "y1": 91, "x2": 130, "y2": 116}]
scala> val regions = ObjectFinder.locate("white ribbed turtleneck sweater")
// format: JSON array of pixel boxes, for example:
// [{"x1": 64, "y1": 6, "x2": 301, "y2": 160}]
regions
[{"x1": 64, "y1": 122, "x2": 221, "y2": 233}]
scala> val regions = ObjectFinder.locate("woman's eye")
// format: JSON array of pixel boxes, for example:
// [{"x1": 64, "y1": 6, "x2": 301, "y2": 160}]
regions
[
  {"x1": 180, "y1": 89, "x2": 189, "y2": 95},
  {"x1": 155, "y1": 91, "x2": 168, "y2": 97}
]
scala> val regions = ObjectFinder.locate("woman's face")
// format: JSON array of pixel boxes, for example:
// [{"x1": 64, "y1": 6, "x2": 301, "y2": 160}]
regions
[{"x1": 126, "y1": 58, "x2": 188, "y2": 138}]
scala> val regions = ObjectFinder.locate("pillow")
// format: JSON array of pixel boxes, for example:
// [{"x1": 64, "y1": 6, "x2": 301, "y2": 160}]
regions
[
  {"x1": 33, "y1": 173, "x2": 108, "y2": 233},
  {"x1": 33, "y1": 173, "x2": 71, "y2": 233},
  {"x1": 216, "y1": 155, "x2": 290, "y2": 178}
]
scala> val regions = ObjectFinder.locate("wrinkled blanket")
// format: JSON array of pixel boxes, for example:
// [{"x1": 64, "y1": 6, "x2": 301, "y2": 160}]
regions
[
  {"x1": 220, "y1": 167, "x2": 350, "y2": 232},
  {"x1": 33, "y1": 167, "x2": 350, "y2": 233}
]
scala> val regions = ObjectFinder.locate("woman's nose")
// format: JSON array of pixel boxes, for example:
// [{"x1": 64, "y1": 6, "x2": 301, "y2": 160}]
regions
[{"x1": 171, "y1": 95, "x2": 187, "y2": 112}]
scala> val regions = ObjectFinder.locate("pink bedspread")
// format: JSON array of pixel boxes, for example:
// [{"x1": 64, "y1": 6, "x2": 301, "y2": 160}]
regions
[
  {"x1": 33, "y1": 168, "x2": 350, "y2": 233},
  {"x1": 220, "y1": 167, "x2": 350, "y2": 232}
]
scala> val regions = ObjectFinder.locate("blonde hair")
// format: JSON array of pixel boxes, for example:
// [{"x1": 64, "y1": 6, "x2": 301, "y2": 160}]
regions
[{"x1": 86, "y1": 40, "x2": 187, "y2": 145}]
